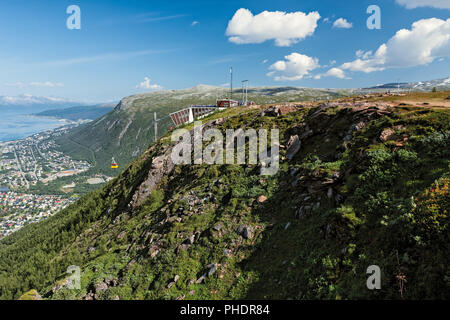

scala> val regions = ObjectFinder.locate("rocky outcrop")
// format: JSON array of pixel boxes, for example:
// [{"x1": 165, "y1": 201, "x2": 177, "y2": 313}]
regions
[
  {"x1": 379, "y1": 125, "x2": 407, "y2": 142},
  {"x1": 262, "y1": 105, "x2": 298, "y2": 117},
  {"x1": 237, "y1": 225, "x2": 254, "y2": 239},
  {"x1": 286, "y1": 135, "x2": 301, "y2": 160},
  {"x1": 18, "y1": 289, "x2": 42, "y2": 300},
  {"x1": 130, "y1": 145, "x2": 175, "y2": 208},
  {"x1": 257, "y1": 195, "x2": 267, "y2": 204}
]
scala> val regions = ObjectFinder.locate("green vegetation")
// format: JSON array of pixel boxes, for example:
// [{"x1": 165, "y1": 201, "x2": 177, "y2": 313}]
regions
[{"x1": 0, "y1": 95, "x2": 448, "y2": 300}]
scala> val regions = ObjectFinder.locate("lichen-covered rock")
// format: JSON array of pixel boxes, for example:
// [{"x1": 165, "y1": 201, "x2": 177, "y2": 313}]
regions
[{"x1": 18, "y1": 289, "x2": 42, "y2": 300}]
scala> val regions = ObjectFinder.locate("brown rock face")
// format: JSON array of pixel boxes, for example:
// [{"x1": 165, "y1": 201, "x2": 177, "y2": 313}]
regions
[
  {"x1": 286, "y1": 135, "x2": 301, "y2": 160},
  {"x1": 379, "y1": 125, "x2": 407, "y2": 142},
  {"x1": 130, "y1": 146, "x2": 175, "y2": 208},
  {"x1": 257, "y1": 195, "x2": 268, "y2": 204},
  {"x1": 379, "y1": 128, "x2": 397, "y2": 142},
  {"x1": 277, "y1": 106, "x2": 298, "y2": 115},
  {"x1": 263, "y1": 105, "x2": 298, "y2": 117}
]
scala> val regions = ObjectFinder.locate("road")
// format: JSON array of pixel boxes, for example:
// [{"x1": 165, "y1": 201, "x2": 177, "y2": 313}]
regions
[
  {"x1": 13, "y1": 143, "x2": 29, "y2": 189},
  {"x1": 29, "y1": 146, "x2": 38, "y2": 180}
]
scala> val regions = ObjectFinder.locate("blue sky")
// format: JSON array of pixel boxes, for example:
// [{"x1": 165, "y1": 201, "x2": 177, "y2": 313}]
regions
[{"x1": 0, "y1": 0, "x2": 449, "y2": 102}]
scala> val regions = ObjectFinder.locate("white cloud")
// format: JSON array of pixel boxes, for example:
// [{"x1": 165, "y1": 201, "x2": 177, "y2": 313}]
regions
[
  {"x1": 226, "y1": 8, "x2": 320, "y2": 47},
  {"x1": 136, "y1": 77, "x2": 162, "y2": 90},
  {"x1": 333, "y1": 18, "x2": 353, "y2": 29},
  {"x1": 314, "y1": 67, "x2": 349, "y2": 80},
  {"x1": 5, "y1": 81, "x2": 64, "y2": 88},
  {"x1": 267, "y1": 52, "x2": 320, "y2": 81},
  {"x1": 356, "y1": 50, "x2": 373, "y2": 59},
  {"x1": 325, "y1": 67, "x2": 348, "y2": 79},
  {"x1": 396, "y1": 0, "x2": 450, "y2": 9},
  {"x1": 262, "y1": 59, "x2": 268, "y2": 64},
  {"x1": 0, "y1": 94, "x2": 78, "y2": 106},
  {"x1": 30, "y1": 81, "x2": 64, "y2": 87},
  {"x1": 341, "y1": 18, "x2": 450, "y2": 73},
  {"x1": 191, "y1": 21, "x2": 199, "y2": 26}
]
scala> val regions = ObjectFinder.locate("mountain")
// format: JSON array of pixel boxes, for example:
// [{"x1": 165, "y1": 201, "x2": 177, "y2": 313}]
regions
[
  {"x1": 0, "y1": 94, "x2": 79, "y2": 107},
  {"x1": 0, "y1": 94, "x2": 90, "y2": 122},
  {"x1": 367, "y1": 77, "x2": 450, "y2": 91},
  {"x1": 33, "y1": 103, "x2": 116, "y2": 122},
  {"x1": 0, "y1": 91, "x2": 448, "y2": 300},
  {"x1": 55, "y1": 85, "x2": 348, "y2": 175}
]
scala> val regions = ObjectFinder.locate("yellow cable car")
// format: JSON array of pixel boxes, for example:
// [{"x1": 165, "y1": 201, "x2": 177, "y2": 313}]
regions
[{"x1": 110, "y1": 157, "x2": 119, "y2": 169}]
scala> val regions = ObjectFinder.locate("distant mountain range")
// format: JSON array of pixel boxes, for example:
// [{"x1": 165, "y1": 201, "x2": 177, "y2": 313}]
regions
[
  {"x1": 0, "y1": 94, "x2": 82, "y2": 107},
  {"x1": 3, "y1": 77, "x2": 448, "y2": 114},
  {"x1": 367, "y1": 77, "x2": 450, "y2": 91},
  {"x1": 0, "y1": 94, "x2": 87, "y2": 114},
  {"x1": 33, "y1": 103, "x2": 116, "y2": 121}
]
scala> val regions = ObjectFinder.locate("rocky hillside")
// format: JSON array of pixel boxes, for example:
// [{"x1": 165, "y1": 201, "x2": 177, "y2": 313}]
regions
[
  {"x1": 0, "y1": 92, "x2": 448, "y2": 300},
  {"x1": 55, "y1": 85, "x2": 347, "y2": 176}
]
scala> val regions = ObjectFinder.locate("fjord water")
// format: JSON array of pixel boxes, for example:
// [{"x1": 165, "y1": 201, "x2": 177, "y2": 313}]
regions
[{"x1": 0, "y1": 107, "x2": 72, "y2": 142}]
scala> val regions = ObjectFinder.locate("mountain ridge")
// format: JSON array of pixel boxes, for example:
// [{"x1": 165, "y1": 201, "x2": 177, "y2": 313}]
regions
[{"x1": 367, "y1": 77, "x2": 450, "y2": 91}]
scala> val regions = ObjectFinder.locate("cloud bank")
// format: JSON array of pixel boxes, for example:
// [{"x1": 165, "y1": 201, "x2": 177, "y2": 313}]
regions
[
  {"x1": 226, "y1": 8, "x2": 320, "y2": 47},
  {"x1": 5, "y1": 81, "x2": 64, "y2": 88},
  {"x1": 314, "y1": 68, "x2": 349, "y2": 80},
  {"x1": 136, "y1": 77, "x2": 162, "y2": 90},
  {"x1": 267, "y1": 53, "x2": 319, "y2": 80},
  {"x1": 396, "y1": 0, "x2": 450, "y2": 9},
  {"x1": 341, "y1": 18, "x2": 450, "y2": 73},
  {"x1": 333, "y1": 18, "x2": 353, "y2": 29}
]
